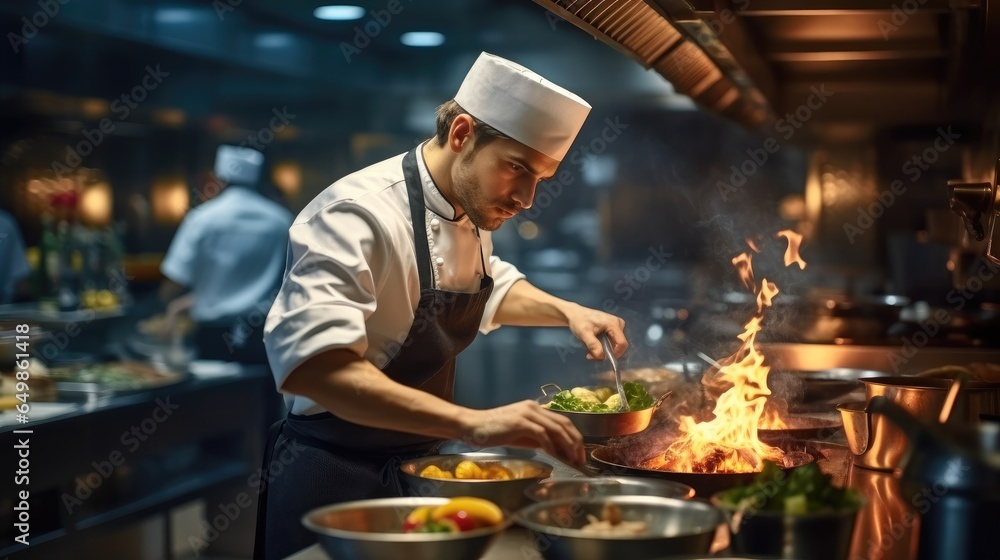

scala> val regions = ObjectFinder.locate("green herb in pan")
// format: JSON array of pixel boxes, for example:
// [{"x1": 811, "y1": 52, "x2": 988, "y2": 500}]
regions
[{"x1": 547, "y1": 382, "x2": 655, "y2": 413}]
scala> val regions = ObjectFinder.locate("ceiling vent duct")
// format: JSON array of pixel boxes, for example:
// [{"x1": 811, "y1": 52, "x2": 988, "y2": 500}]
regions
[{"x1": 534, "y1": 0, "x2": 775, "y2": 128}]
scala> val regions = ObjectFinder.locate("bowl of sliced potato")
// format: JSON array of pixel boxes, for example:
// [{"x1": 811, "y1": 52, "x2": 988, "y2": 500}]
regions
[
  {"x1": 399, "y1": 453, "x2": 553, "y2": 512},
  {"x1": 538, "y1": 382, "x2": 666, "y2": 439}
]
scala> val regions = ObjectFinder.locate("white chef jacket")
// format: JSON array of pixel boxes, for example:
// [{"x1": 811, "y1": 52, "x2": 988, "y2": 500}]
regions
[
  {"x1": 161, "y1": 186, "x2": 293, "y2": 322},
  {"x1": 263, "y1": 144, "x2": 526, "y2": 416}
]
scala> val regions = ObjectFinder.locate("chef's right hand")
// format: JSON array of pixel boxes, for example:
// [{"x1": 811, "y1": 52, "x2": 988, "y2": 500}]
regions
[{"x1": 458, "y1": 401, "x2": 586, "y2": 467}]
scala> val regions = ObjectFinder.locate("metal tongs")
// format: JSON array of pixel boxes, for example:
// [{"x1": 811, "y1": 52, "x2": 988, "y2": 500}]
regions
[{"x1": 601, "y1": 333, "x2": 629, "y2": 412}]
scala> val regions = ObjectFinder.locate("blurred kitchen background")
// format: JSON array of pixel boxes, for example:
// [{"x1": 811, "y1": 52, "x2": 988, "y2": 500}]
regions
[{"x1": 2, "y1": 0, "x2": 1000, "y2": 558}]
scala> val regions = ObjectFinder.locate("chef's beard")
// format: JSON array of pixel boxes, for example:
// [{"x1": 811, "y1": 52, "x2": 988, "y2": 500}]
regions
[{"x1": 452, "y1": 156, "x2": 517, "y2": 232}]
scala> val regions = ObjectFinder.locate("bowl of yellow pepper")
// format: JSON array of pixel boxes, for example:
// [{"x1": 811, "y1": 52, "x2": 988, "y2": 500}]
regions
[{"x1": 399, "y1": 452, "x2": 553, "y2": 511}]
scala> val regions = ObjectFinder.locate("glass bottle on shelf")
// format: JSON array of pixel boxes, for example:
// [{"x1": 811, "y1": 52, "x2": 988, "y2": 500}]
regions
[
  {"x1": 55, "y1": 220, "x2": 80, "y2": 313},
  {"x1": 36, "y1": 214, "x2": 60, "y2": 312},
  {"x1": 80, "y1": 229, "x2": 102, "y2": 310},
  {"x1": 104, "y1": 221, "x2": 130, "y2": 309}
]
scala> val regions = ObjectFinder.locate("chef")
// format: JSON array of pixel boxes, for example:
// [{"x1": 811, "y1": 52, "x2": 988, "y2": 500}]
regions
[
  {"x1": 0, "y1": 209, "x2": 31, "y2": 304},
  {"x1": 256, "y1": 52, "x2": 627, "y2": 559},
  {"x1": 160, "y1": 145, "x2": 292, "y2": 364}
]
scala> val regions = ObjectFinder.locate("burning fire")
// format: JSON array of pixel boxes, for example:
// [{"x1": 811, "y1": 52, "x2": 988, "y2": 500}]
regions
[
  {"x1": 649, "y1": 230, "x2": 807, "y2": 473},
  {"x1": 777, "y1": 229, "x2": 806, "y2": 269},
  {"x1": 731, "y1": 253, "x2": 754, "y2": 291}
]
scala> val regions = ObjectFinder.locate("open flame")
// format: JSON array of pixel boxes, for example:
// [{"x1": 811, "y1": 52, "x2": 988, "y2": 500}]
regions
[
  {"x1": 647, "y1": 230, "x2": 807, "y2": 473},
  {"x1": 776, "y1": 230, "x2": 806, "y2": 269},
  {"x1": 732, "y1": 253, "x2": 755, "y2": 292}
]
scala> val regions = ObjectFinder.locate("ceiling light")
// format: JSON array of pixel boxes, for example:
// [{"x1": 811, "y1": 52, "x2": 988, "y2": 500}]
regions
[
  {"x1": 254, "y1": 33, "x2": 293, "y2": 48},
  {"x1": 313, "y1": 5, "x2": 365, "y2": 21},
  {"x1": 155, "y1": 8, "x2": 201, "y2": 24},
  {"x1": 400, "y1": 32, "x2": 445, "y2": 47}
]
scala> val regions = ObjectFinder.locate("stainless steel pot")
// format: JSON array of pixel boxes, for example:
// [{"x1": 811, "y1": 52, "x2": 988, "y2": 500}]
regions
[
  {"x1": 869, "y1": 398, "x2": 1000, "y2": 560},
  {"x1": 537, "y1": 384, "x2": 668, "y2": 438},
  {"x1": 862, "y1": 376, "x2": 1000, "y2": 422},
  {"x1": 838, "y1": 376, "x2": 1000, "y2": 471}
]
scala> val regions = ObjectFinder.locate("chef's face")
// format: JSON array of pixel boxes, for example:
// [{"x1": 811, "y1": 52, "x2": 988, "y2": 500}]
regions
[{"x1": 452, "y1": 133, "x2": 560, "y2": 232}]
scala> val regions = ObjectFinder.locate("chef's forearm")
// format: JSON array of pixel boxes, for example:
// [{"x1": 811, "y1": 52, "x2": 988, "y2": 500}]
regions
[
  {"x1": 281, "y1": 348, "x2": 472, "y2": 439},
  {"x1": 492, "y1": 279, "x2": 582, "y2": 327}
]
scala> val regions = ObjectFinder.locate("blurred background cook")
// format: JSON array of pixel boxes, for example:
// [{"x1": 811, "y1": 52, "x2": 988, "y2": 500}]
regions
[
  {"x1": 159, "y1": 145, "x2": 293, "y2": 364},
  {"x1": 0, "y1": 208, "x2": 32, "y2": 304}
]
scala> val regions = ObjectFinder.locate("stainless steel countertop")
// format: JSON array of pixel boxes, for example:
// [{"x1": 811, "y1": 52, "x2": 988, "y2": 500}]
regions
[
  {"x1": 284, "y1": 448, "x2": 600, "y2": 560},
  {"x1": 285, "y1": 439, "x2": 921, "y2": 560},
  {"x1": 286, "y1": 526, "x2": 559, "y2": 560}
]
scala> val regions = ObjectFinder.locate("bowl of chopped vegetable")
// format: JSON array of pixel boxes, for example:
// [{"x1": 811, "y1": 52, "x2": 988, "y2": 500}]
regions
[
  {"x1": 303, "y1": 496, "x2": 510, "y2": 560},
  {"x1": 512, "y1": 495, "x2": 723, "y2": 560},
  {"x1": 538, "y1": 382, "x2": 664, "y2": 438},
  {"x1": 399, "y1": 453, "x2": 553, "y2": 511},
  {"x1": 711, "y1": 462, "x2": 865, "y2": 560}
]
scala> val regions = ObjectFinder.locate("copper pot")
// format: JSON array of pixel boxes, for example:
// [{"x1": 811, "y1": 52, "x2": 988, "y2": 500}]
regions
[
  {"x1": 838, "y1": 377, "x2": 1000, "y2": 471},
  {"x1": 537, "y1": 384, "x2": 669, "y2": 439}
]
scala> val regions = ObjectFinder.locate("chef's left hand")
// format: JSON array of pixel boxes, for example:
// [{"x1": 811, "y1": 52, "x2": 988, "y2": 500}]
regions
[{"x1": 565, "y1": 305, "x2": 627, "y2": 361}]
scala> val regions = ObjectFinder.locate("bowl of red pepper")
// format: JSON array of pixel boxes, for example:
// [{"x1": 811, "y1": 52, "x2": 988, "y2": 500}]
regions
[{"x1": 302, "y1": 496, "x2": 511, "y2": 560}]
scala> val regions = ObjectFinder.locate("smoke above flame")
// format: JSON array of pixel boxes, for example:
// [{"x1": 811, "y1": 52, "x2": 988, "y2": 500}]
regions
[{"x1": 649, "y1": 230, "x2": 807, "y2": 474}]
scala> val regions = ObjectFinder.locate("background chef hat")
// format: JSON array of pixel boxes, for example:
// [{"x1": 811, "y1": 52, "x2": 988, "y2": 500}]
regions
[
  {"x1": 214, "y1": 145, "x2": 265, "y2": 187},
  {"x1": 454, "y1": 52, "x2": 591, "y2": 161}
]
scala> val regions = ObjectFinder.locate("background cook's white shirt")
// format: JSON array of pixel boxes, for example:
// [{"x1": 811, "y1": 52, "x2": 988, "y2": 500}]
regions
[
  {"x1": 161, "y1": 186, "x2": 294, "y2": 322},
  {"x1": 0, "y1": 210, "x2": 30, "y2": 304},
  {"x1": 264, "y1": 145, "x2": 525, "y2": 416}
]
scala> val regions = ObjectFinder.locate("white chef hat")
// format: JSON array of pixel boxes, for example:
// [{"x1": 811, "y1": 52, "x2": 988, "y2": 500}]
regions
[
  {"x1": 214, "y1": 145, "x2": 264, "y2": 187},
  {"x1": 454, "y1": 52, "x2": 591, "y2": 161}
]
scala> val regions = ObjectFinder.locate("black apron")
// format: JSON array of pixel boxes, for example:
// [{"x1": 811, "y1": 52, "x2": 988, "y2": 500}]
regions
[
  {"x1": 253, "y1": 148, "x2": 494, "y2": 560},
  {"x1": 194, "y1": 321, "x2": 270, "y2": 365}
]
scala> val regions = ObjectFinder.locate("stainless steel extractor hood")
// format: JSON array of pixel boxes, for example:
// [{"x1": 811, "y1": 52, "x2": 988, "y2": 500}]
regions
[
  {"x1": 533, "y1": 0, "x2": 774, "y2": 127},
  {"x1": 535, "y1": 0, "x2": 996, "y2": 138}
]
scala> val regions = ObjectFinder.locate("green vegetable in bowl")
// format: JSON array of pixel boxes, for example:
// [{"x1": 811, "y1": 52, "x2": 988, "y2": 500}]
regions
[
  {"x1": 48, "y1": 364, "x2": 146, "y2": 389},
  {"x1": 547, "y1": 382, "x2": 655, "y2": 413},
  {"x1": 717, "y1": 462, "x2": 862, "y2": 514}
]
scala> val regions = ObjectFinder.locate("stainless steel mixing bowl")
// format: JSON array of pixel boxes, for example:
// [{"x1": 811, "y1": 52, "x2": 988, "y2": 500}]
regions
[
  {"x1": 399, "y1": 452, "x2": 553, "y2": 511},
  {"x1": 512, "y1": 495, "x2": 723, "y2": 560},
  {"x1": 302, "y1": 496, "x2": 510, "y2": 560}
]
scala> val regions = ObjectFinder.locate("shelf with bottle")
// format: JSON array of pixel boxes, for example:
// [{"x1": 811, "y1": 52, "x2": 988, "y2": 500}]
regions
[
  {"x1": 79, "y1": 223, "x2": 131, "y2": 312},
  {"x1": 30, "y1": 190, "x2": 131, "y2": 316}
]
